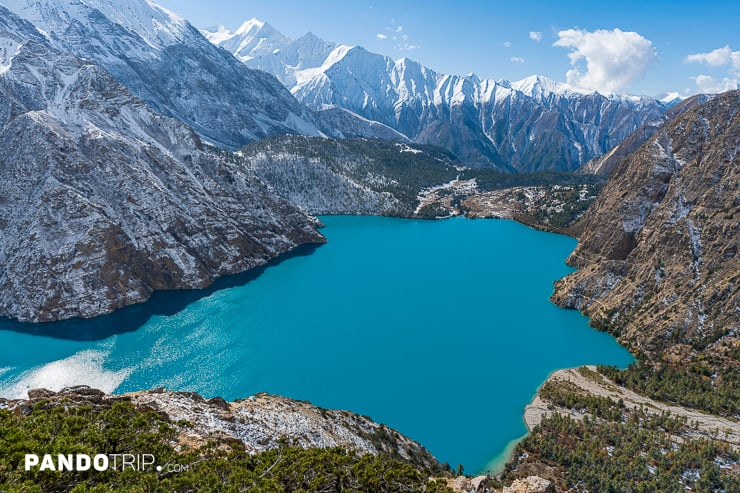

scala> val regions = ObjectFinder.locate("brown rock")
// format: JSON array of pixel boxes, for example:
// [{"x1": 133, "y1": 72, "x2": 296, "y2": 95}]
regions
[
  {"x1": 553, "y1": 90, "x2": 739, "y2": 357},
  {"x1": 27, "y1": 389, "x2": 56, "y2": 400}
]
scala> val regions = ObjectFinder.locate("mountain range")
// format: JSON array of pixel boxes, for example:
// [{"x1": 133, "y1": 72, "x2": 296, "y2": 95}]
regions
[
  {"x1": 205, "y1": 19, "x2": 668, "y2": 172},
  {"x1": 0, "y1": 4, "x2": 324, "y2": 323},
  {"x1": 2, "y1": 0, "x2": 324, "y2": 149},
  {"x1": 0, "y1": 0, "x2": 724, "y2": 325},
  {"x1": 0, "y1": 1, "x2": 672, "y2": 174}
]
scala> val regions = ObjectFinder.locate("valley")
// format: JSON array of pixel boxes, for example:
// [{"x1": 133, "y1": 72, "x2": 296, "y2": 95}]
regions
[{"x1": 0, "y1": 1, "x2": 737, "y2": 491}]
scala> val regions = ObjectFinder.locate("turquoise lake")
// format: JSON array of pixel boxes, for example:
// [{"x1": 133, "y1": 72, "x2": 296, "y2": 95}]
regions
[{"x1": 0, "y1": 216, "x2": 633, "y2": 473}]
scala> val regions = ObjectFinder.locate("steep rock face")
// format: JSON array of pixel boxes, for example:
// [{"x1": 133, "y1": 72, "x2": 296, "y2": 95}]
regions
[
  {"x1": 0, "y1": 7, "x2": 324, "y2": 323},
  {"x1": 580, "y1": 94, "x2": 714, "y2": 175},
  {"x1": 552, "y1": 91, "x2": 739, "y2": 355},
  {"x1": 206, "y1": 23, "x2": 667, "y2": 171},
  {"x1": 2, "y1": 0, "x2": 323, "y2": 149}
]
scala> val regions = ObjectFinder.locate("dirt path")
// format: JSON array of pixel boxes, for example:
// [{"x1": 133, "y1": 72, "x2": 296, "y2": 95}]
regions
[{"x1": 524, "y1": 366, "x2": 740, "y2": 449}]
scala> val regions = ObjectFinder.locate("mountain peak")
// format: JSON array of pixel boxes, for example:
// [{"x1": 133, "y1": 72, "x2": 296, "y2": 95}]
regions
[
  {"x1": 202, "y1": 16, "x2": 291, "y2": 62},
  {"x1": 657, "y1": 91, "x2": 687, "y2": 106},
  {"x1": 463, "y1": 72, "x2": 481, "y2": 83},
  {"x1": 511, "y1": 74, "x2": 584, "y2": 97},
  {"x1": 235, "y1": 17, "x2": 265, "y2": 35}
]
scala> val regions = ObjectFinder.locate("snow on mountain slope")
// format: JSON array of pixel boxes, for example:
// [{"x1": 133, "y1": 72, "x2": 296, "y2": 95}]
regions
[
  {"x1": 2, "y1": 0, "x2": 324, "y2": 149},
  {"x1": 0, "y1": 5, "x2": 324, "y2": 323},
  {"x1": 202, "y1": 18, "x2": 290, "y2": 62},
  {"x1": 2, "y1": 0, "x2": 187, "y2": 52},
  {"x1": 209, "y1": 22, "x2": 342, "y2": 89},
  {"x1": 509, "y1": 75, "x2": 589, "y2": 99},
  {"x1": 206, "y1": 21, "x2": 668, "y2": 171}
]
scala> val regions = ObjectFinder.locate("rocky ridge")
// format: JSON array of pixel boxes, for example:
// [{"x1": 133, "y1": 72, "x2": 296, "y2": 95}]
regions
[
  {"x1": 0, "y1": 386, "x2": 441, "y2": 470},
  {"x1": 235, "y1": 135, "x2": 462, "y2": 216},
  {"x1": 552, "y1": 90, "x2": 739, "y2": 357},
  {"x1": 129, "y1": 390, "x2": 440, "y2": 468},
  {"x1": 234, "y1": 134, "x2": 607, "y2": 223}
]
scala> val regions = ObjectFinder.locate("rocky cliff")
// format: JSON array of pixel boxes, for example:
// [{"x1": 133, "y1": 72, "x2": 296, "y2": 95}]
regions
[
  {"x1": 0, "y1": 386, "x2": 453, "y2": 492},
  {"x1": 579, "y1": 94, "x2": 714, "y2": 175},
  {"x1": 552, "y1": 90, "x2": 739, "y2": 358},
  {"x1": 0, "y1": 6, "x2": 325, "y2": 323}
]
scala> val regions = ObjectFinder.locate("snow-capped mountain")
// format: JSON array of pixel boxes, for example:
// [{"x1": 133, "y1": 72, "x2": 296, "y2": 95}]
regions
[
  {"x1": 207, "y1": 22, "x2": 668, "y2": 172},
  {"x1": 656, "y1": 92, "x2": 687, "y2": 107},
  {"x1": 203, "y1": 18, "x2": 291, "y2": 63},
  {"x1": 0, "y1": 5, "x2": 324, "y2": 323},
  {"x1": 1, "y1": 0, "x2": 324, "y2": 149},
  {"x1": 204, "y1": 20, "x2": 341, "y2": 89}
]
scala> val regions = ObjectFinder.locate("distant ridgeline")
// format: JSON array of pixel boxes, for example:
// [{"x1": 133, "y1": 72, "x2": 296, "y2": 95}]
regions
[
  {"x1": 206, "y1": 20, "x2": 668, "y2": 172},
  {"x1": 233, "y1": 135, "x2": 606, "y2": 219}
]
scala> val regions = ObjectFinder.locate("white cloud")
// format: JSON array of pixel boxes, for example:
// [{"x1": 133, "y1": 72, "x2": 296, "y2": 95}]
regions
[
  {"x1": 554, "y1": 28, "x2": 658, "y2": 93},
  {"x1": 686, "y1": 45, "x2": 740, "y2": 69},
  {"x1": 510, "y1": 56, "x2": 525, "y2": 64},
  {"x1": 377, "y1": 33, "x2": 387, "y2": 40},
  {"x1": 503, "y1": 41, "x2": 511, "y2": 48},
  {"x1": 685, "y1": 45, "x2": 740, "y2": 93},
  {"x1": 691, "y1": 74, "x2": 739, "y2": 94},
  {"x1": 529, "y1": 31, "x2": 542, "y2": 42}
]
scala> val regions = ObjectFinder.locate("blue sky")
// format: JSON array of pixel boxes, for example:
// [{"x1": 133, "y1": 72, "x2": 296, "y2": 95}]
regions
[{"x1": 157, "y1": 0, "x2": 739, "y2": 97}]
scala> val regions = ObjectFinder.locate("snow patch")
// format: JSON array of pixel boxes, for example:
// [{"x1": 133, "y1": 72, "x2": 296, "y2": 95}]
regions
[
  {"x1": 0, "y1": 37, "x2": 23, "y2": 75},
  {"x1": 668, "y1": 188, "x2": 692, "y2": 225},
  {"x1": 395, "y1": 143, "x2": 422, "y2": 154}
]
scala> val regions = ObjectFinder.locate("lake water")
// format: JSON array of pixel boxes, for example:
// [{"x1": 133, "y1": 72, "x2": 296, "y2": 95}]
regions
[{"x1": 0, "y1": 216, "x2": 633, "y2": 473}]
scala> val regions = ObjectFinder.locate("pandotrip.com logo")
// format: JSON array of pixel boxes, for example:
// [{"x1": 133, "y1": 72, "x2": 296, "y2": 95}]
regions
[{"x1": 24, "y1": 454, "x2": 191, "y2": 474}]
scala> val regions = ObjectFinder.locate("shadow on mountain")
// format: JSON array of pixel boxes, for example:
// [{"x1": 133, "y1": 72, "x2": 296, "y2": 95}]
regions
[{"x1": 0, "y1": 243, "x2": 323, "y2": 341}]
